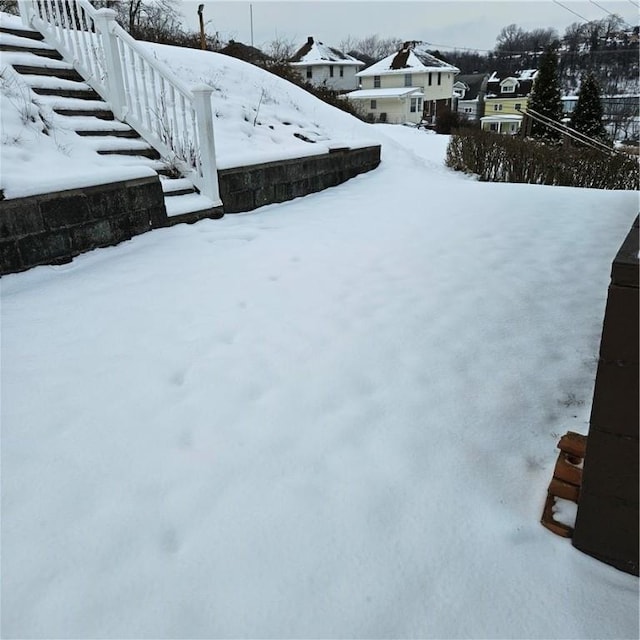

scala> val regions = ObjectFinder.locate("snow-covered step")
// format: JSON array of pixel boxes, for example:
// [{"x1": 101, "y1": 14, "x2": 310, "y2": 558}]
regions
[
  {"x1": 0, "y1": 25, "x2": 45, "y2": 41},
  {"x1": 55, "y1": 115, "x2": 131, "y2": 131},
  {"x1": 2, "y1": 51, "x2": 75, "y2": 70},
  {"x1": 31, "y1": 85, "x2": 101, "y2": 100},
  {"x1": 20, "y1": 74, "x2": 91, "y2": 91},
  {"x1": 98, "y1": 156, "x2": 168, "y2": 171},
  {"x1": 35, "y1": 94, "x2": 112, "y2": 112},
  {"x1": 160, "y1": 177, "x2": 197, "y2": 196},
  {"x1": 0, "y1": 42, "x2": 63, "y2": 59},
  {"x1": 12, "y1": 64, "x2": 84, "y2": 81},
  {"x1": 0, "y1": 31, "x2": 50, "y2": 48},
  {"x1": 80, "y1": 136, "x2": 151, "y2": 151},
  {"x1": 164, "y1": 192, "x2": 218, "y2": 217}
]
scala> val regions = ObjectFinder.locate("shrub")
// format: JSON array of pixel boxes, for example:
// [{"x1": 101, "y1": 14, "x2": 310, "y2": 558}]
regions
[
  {"x1": 445, "y1": 128, "x2": 638, "y2": 190},
  {"x1": 435, "y1": 106, "x2": 460, "y2": 134}
]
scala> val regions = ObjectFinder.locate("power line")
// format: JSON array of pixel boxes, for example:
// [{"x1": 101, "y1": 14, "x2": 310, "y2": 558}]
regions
[
  {"x1": 589, "y1": 0, "x2": 635, "y2": 28},
  {"x1": 518, "y1": 106, "x2": 622, "y2": 155},
  {"x1": 589, "y1": 0, "x2": 618, "y2": 16},
  {"x1": 627, "y1": 0, "x2": 639, "y2": 8},
  {"x1": 552, "y1": 0, "x2": 592, "y2": 22}
]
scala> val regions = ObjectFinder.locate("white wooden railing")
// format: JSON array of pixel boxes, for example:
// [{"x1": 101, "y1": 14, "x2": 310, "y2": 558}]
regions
[{"x1": 17, "y1": 0, "x2": 221, "y2": 205}]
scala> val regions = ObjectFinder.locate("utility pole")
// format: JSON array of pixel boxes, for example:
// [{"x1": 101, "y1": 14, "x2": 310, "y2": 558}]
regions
[
  {"x1": 197, "y1": 4, "x2": 206, "y2": 50},
  {"x1": 250, "y1": 4, "x2": 254, "y2": 47}
]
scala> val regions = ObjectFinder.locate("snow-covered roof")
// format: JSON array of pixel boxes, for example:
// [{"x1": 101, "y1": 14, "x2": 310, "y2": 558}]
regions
[
  {"x1": 488, "y1": 69, "x2": 538, "y2": 83},
  {"x1": 480, "y1": 114, "x2": 523, "y2": 123},
  {"x1": 357, "y1": 41, "x2": 459, "y2": 77},
  {"x1": 290, "y1": 37, "x2": 364, "y2": 67},
  {"x1": 345, "y1": 87, "x2": 424, "y2": 100}
]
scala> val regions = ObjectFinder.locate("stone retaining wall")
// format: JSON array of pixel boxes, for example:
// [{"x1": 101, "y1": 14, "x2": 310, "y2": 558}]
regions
[
  {"x1": 1, "y1": 145, "x2": 382, "y2": 275},
  {"x1": 218, "y1": 145, "x2": 381, "y2": 213},
  {"x1": 0, "y1": 176, "x2": 167, "y2": 275}
]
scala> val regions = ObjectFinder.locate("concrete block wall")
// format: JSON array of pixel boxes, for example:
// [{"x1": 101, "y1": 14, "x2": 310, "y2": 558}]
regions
[
  {"x1": 0, "y1": 176, "x2": 167, "y2": 275},
  {"x1": 572, "y1": 216, "x2": 639, "y2": 575},
  {"x1": 218, "y1": 145, "x2": 381, "y2": 213},
  {"x1": 0, "y1": 146, "x2": 381, "y2": 275}
]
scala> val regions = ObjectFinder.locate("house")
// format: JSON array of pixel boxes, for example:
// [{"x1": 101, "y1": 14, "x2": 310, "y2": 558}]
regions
[
  {"x1": 289, "y1": 37, "x2": 364, "y2": 92},
  {"x1": 481, "y1": 69, "x2": 537, "y2": 133},
  {"x1": 453, "y1": 73, "x2": 489, "y2": 122},
  {"x1": 345, "y1": 41, "x2": 459, "y2": 125},
  {"x1": 219, "y1": 40, "x2": 270, "y2": 66},
  {"x1": 563, "y1": 93, "x2": 639, "y2": 141}
]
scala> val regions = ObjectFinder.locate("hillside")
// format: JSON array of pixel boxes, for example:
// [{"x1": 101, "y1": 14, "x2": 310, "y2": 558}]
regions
[{"x1": 0, "y1": 10, "x2": 376, "y2": 199}]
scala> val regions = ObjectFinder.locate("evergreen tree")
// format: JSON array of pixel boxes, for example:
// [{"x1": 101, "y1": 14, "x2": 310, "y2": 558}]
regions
[
  {"x1": 526, "y1": 46, "x2": 563, "y2": 141},
  {"x1": 570, "y1": 73, "x2": 607, "y2": 141}
]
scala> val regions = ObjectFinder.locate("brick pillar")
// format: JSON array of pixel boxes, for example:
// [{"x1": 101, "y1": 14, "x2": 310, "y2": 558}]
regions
[{"x1": 572, "y1": 216, "x2": 639, "y2": 576}]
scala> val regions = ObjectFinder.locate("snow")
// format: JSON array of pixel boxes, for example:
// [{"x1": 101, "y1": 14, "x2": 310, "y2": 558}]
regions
[
  {"x1": 358, "y1": 45, "x2": 459, "y2": 77},
  {"x1": 0, "y1": 62, "x2": 152, "y2": 198},
  {"x1": 290, "y1": 39, "x2": 363, "y2": 66},
  {"x1": 346, "y1": 87, "x2": 424, "y2": 99},
  {"x1": 2, "y1": 114, "x2": 639, "y2": 637},
  {"x1": 139, "y1": 42, "x2": 378, "y2": 170},
  {"x1": 1, "y1": 26, "x2": 378, "y2": 198},
  {"x1": 2, "y1": 14, "x2": 639, "y2": 638}
]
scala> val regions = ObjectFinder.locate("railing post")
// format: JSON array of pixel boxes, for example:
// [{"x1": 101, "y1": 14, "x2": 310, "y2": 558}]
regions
[
  {"x1": 17, "y1": 0, "x2": 34, "y2": 28},
  {"x1": 93, "y1": 9, "x2": 126, "y2": 120},
  {"x1": 191, "y1": 85, "x2": 221, "y2": 205}
]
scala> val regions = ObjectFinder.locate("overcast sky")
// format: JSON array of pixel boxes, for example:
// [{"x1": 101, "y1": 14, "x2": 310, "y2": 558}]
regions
[{"x1": 177, "y1": 1, "x2": 638, "y2": 52}]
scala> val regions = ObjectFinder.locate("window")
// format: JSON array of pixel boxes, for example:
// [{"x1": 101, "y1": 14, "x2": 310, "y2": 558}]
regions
[
  {"x1": 437, "y1": 72, "x2": 441, "y2": 85},
  {"x1": 370, "y1": 99, "x2": 377, "y2": 110},
  {"x1": 339, "y1": 67, "x2": 344, "y2": 77},
  {"x1": 428, "y1": 73, "x2": 432, "y2": 86},
  {"x1": 306, "y1": 66, "x2": 312, "y2": 79},
  {"x1": 490, "y1": 123, "x2": 498, "y2": 131},
  {"x1": 410, "y1": 97, "x2": 422, "y2": 113},
  {"x1": 464, "y1": 107, "x2": 473, "y2": 113},
  {"x1": 329, "y1": 65, "x2": 334, "y2": 78},
  {"x1": 404, "y1": 73, "x2": 412, "y2": 87},
  {"x1": 373, "y1": 75, "x2": 381, "y2": 88},
  {"x1": 514, "y1": 103, "x2": 522, "y2": 111},
  {"x1": 501, "y1": 83, "x2": 515, "y2": 93},
  {"x1": 493, "y1": 104, "x2": 503, "y2": 111}
]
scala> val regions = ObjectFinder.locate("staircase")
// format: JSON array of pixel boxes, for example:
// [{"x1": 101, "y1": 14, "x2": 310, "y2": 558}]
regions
[{"x1": 0, "y1": 22, "x2": 222, "y2": 224}]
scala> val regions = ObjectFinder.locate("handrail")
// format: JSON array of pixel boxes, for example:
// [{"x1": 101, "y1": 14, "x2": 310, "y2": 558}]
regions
[{"x1": 17, "y1": 0, "x2": 221, "y2": 204}]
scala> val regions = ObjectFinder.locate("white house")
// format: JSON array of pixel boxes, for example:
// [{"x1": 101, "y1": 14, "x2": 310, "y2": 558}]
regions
[
  {"x1": 453, "y1": 73, "x2": 489, "y2": 122},
  {"x1": 345, "y1": 41, "x2": 459, "y2": 124},
  {"x1": 289, "y1": 37, "x2": 364, "y2": 92}
]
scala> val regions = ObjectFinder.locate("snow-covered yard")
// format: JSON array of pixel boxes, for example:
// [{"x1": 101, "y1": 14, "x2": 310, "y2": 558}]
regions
[
  {"x1": 2, "y1": 121, "x2": 638, "y2": 637},
  {"x1": 1, "y1": 13, "x2": 638, "y2": 635}
]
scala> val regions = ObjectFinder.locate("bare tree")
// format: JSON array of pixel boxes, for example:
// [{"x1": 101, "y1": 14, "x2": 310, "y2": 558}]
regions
[
  {"x1": 264, "y1": 36, "x2": 297, "y2": 63},
  {"x1": 495, "y1": 24, "x2": 526, "y2": 52},
  {"x1": 352, "y1": 34, "x2": 402, "y2": 60}
]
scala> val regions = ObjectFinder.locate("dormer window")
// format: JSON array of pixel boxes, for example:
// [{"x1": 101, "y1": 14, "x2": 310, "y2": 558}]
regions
[{"x1": 500, "y1": 79, "x2": 517, "y2": 93}]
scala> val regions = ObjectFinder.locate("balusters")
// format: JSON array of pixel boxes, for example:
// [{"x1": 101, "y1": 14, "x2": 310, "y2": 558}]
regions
[
  {"x1": 180, "y1": 95, "x2": 188, "y2": 164},
  {"x1": 84, "y1": 13, "x2": 101, "y2": 86},
  {"x1": 59, "y1": 2, "x2": 73, "y2": 57},
  {"x1": 149, "y1": 67, "x2": 159, "y2": 138},
  {"x1": 139, "y1": 58, "x2": 151, "y2": 130},
  {"x1": 130, "y1": 50, "x2": 143, "y2": 125},
  {"x1": 170, "y1": 84, "x2": 179, "y2": 153},
  {"x1": 190, "y1": 107, "x2": 201, "y2": 176},
  {"x1": 117, "y1": 38, "x2": 131, "y2": 115}
]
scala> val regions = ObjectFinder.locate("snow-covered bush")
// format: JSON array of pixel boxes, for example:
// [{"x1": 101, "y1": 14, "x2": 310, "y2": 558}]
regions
[{"x1": 446, "y1": 128, "x2": 639, "y2": 189}]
